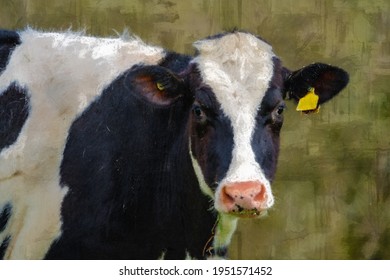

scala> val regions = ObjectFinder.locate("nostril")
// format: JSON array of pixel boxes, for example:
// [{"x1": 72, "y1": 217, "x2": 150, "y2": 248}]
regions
[
  {"x1": 253, "y1": 184, "x2": 267, "y2": 203},
  {"x1": 221, "y1": 186, "x2": 235, "y2": 206}
]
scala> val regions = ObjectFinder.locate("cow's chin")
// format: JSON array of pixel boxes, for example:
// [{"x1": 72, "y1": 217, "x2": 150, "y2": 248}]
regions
[{"x1": 223, "y1": 209, "x2": 269, "y2": 219}]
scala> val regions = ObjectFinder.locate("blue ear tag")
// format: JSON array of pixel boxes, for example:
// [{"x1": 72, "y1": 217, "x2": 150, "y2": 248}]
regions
[{"x1": 296, "y1": 87, "x2": 320, "y2": 113}]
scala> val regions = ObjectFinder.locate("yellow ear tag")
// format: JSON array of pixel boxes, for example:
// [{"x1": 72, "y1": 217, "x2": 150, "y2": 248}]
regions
[
  {"x1": 296, "y1": 87, "x2": 319, "y2": 112},
  {"x1": 156, "y1": 82, "x2": 164, "y2": 91}
]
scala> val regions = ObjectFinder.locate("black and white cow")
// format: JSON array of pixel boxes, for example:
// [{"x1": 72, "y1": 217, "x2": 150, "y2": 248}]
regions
[{"x1": 0, "y1": 28, "x2": 349, "y2": 259}]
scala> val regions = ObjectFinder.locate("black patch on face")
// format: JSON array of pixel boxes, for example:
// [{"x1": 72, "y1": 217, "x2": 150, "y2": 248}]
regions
[
  {"x1": 189, "y1": 80, "x2": 234, "y2": 190},
  {"x1": 0, "y1": 235, "x2": 11, "y2": 259},
  {"x1": 0, "y1": 203, "x2": 12, "y2": 233},
  {"x1": 0, "y1": 83, "x2": 30, "y2": 153},
  {"x1": 252, "y1": 58, "x2": 285, "y2": 182},
  {"x1": 0, "y1": 30, "x2": 20, "y2": 74}
]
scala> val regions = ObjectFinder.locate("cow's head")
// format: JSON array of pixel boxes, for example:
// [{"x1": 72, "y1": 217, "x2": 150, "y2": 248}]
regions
[
  {"x1": 187, "y1": 32, "x2": 349, "y2": 218},
  {"x1": 128, "y1": 31, "x2": 348, "y2": 220}
]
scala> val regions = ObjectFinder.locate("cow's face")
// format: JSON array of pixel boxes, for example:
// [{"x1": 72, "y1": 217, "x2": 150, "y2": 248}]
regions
[
  {"x1": 187, "y1": 32, "x2": 349, "y2": 218},
  {"x1": 126, "y1": 31, "x2": 348, "y2": 219}
]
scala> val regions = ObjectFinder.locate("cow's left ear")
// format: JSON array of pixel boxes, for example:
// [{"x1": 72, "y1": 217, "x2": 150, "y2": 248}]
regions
[
  {"x1": 283, "y1": 63, "x2": 349, "y2": 113},
  {"x1": 132, "y1": 65, "x2": 186, "y2": 106}
]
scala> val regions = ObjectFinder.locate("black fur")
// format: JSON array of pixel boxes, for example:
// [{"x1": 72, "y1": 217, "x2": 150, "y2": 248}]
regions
[
  {"x1": 189, "y1": 82, "x2": 234, "y2": 191},
  {"x1": 0, "y1": 203, "x2": 12, "y2": 260},
  {"x1": 0, "y1": 203, "x2": 12, "y2": 233},
  {"x1": 252, "y1": 59, "x2": 286, "y2": 182},
  {"x1": 159, "y1": 51, "x2": 192, "y2": 74},
  {"x1": 0, "y1": 236, "x2": 11, "y2": 259},
  {"x1": 0, "y1": 30, "x2": 20, "y2": 74},
  {"x1": 46, "y1": 63, "x2": 217, "y2": 259},
  {"x1": 283, "y1": 63, "x2": 349, "y2": 104},
  {"x1": 0, "y1": 83, "x2": 30, "y2": 152},
  {"x1": 253, "y1": 87, "x2": 284, "y2": 182}
]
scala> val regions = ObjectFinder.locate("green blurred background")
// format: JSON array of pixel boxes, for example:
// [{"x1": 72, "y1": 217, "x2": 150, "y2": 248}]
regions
[{"x1": 1, "y1": 0, "x2": 389, "y2": 259}]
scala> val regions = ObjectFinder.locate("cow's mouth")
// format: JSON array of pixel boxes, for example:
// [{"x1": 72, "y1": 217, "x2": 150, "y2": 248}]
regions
[{"x1": 228, "y1": 205, "x2": 268, "y2": 218}]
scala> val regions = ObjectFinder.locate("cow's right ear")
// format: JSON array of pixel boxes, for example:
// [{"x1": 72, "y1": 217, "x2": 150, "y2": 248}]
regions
[{"x1": 132, "y1": 65, "x2": 186, "y2": 106}]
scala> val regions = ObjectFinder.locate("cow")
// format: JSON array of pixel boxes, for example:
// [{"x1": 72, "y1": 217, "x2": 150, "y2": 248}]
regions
[{"x1": 0, "y1": 28, "x2": 349, "y2": 259}]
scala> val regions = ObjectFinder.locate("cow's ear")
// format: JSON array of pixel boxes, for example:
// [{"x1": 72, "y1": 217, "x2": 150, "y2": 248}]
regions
[
  {"x1": 283, "y1": 63, "x2": 349, "y2": 113},
  {"x1": 133, "y1": 65, "x2": 186, "y2": 106}
]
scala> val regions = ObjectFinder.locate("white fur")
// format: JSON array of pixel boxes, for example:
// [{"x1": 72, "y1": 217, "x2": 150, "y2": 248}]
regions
[
  {"x1": 189, "y1": 139, "x2": 214, "y2": 199},
  {"x1": 0, "y1": 29, "x2": 165, "y2": 259},
  {"x1": 192, "y1": 32, "x2": 275, "y2": 213}
]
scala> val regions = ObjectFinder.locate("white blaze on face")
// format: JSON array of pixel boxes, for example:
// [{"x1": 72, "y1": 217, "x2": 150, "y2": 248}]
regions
[{"x1": 192, "y1": 32, "x2": 276, "y2": 211}]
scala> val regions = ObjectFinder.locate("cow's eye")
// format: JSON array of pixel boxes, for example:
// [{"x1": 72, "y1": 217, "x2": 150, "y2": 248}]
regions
[
  {"x1": 270, "y1": 103, "x2": 286, "y2": 128},
  {"x1": 192, "y1": 103, "x2": 207, "y2": 124},
  {"x1": 276, "y1": 104, "x2": 286, "y2": 115},
  {"x1": 193, "y1": 105, "x2": 203, "y2": 117}
]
